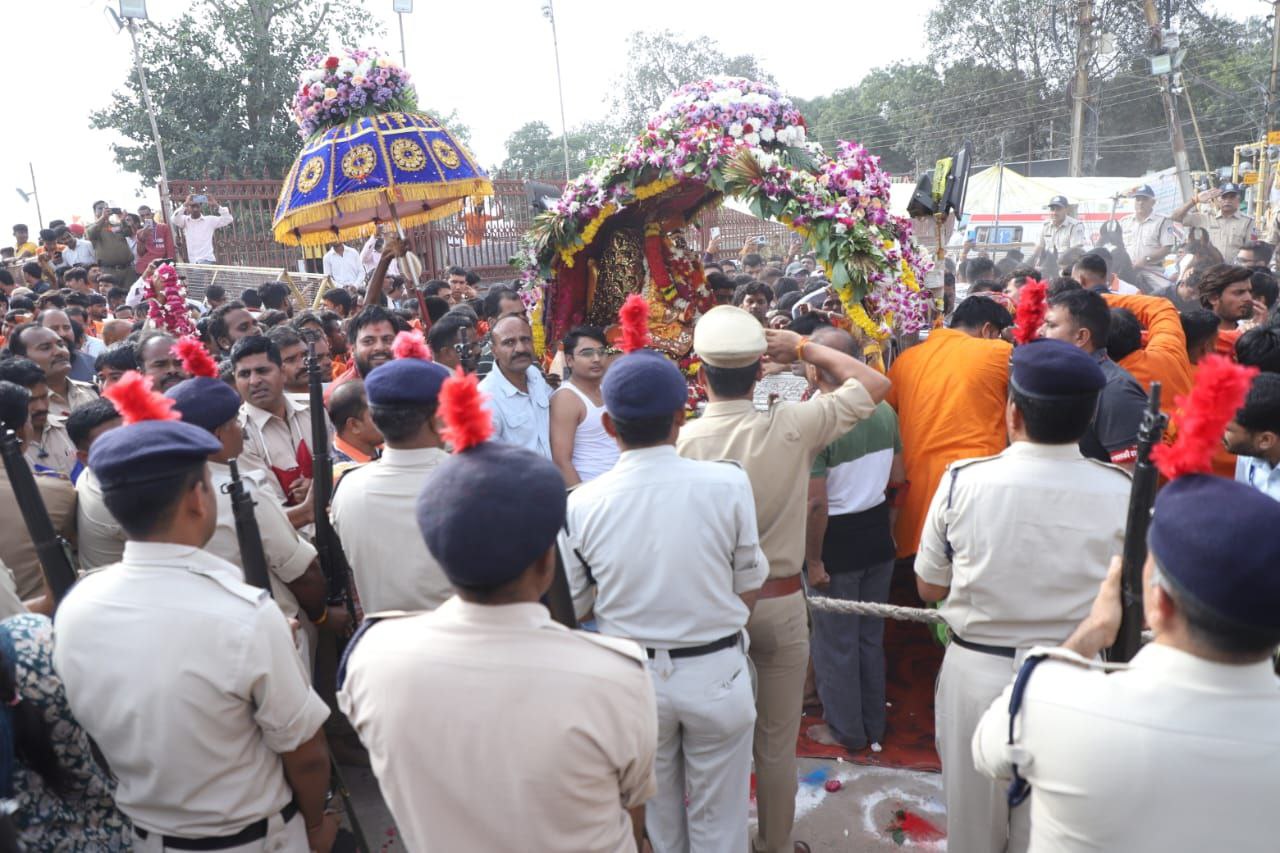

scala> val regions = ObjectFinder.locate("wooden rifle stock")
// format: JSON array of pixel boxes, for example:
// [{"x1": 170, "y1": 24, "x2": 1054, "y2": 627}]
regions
[
  {"x1": 0, "y1": 430, "x2": 78, "y2": 603},
  {"x1": 306, "y1": 343, "x2": 358, "y2": 623},
  {"x1": 222, "y1": 459, "x2": 271, "y2": 593},
  {"x1": 1108, "y1": 383, "x2": 1168, "y2": 662}
]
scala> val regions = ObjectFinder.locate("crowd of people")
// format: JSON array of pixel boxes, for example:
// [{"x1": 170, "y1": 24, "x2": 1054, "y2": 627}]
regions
[{"x1": 0, "y1": 179, "x2": 1277, "y2": 853}]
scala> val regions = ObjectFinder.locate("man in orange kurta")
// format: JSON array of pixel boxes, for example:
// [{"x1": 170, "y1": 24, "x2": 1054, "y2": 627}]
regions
[
  {"x1": 887, "y1": 296, "x2": 1013, "y2": 558},
  {"x1": 1102, "y1": 292, "x2": 1194, "y2": 417}
]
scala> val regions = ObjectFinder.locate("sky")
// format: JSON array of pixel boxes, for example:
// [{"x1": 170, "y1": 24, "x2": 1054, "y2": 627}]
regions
[{"x1": 1, "y1": 0, "x2": 1265, "y2": 234}]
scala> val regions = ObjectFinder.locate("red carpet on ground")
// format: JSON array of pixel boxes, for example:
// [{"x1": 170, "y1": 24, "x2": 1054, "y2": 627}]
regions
[{"x1": 797, "y1": 564, "x2": 943, "y2": 773}]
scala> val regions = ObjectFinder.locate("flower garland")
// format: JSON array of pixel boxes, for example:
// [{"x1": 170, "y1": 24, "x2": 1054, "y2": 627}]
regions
[
  {"x1": 517, "y1": 76, "x2": 932, "y2": 339},
  {"x1": 291, "y1": 48, "x2": 417, "y2": 138},
  {"x1": 144, "y1": 264, "x2": 195, "y2": 337}
]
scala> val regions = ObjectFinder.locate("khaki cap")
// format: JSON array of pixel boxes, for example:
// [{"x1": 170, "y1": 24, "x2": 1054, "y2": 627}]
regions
[{"x1": 694, "y1": 305, "x2": 767, "y2": 368}]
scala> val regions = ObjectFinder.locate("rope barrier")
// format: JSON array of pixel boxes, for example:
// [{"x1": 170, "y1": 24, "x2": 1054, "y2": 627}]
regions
[
  {"x1": 806, "y1": 596, "x2": 947, "y2": 625},
  {"x1": 806, "y1": 594, "x2": 1154, "y2": 644}
]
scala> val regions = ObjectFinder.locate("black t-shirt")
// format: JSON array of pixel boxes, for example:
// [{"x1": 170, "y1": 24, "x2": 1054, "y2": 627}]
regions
[{"x1": 1079, "y1": 352, "x2": 1148, "y2": 465}]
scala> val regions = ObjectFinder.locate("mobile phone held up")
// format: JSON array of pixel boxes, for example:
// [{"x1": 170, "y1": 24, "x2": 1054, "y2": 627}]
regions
[{"x1": 193, "y1": 194, "x2": 209, "y2": 205}]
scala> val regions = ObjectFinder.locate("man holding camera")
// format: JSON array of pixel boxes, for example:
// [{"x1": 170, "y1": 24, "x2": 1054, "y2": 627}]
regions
[
  {"x1": 172, "y1": 194, "x2": 234, "y2": 265},
  {"x1": 134, "y1": 203, "x2": 176, "y2": 275},
  {"x1": 86, "y1": 205, "x2": 138, "y2": 287}
]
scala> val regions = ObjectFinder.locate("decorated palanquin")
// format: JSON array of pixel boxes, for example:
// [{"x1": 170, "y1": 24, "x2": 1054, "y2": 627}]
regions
[
  {"x1": 516, "y1": 77, "x2": 936, "y2": 400},
  {"x1": 272, "y1": 48, "x2": 490, "y2": 248}
]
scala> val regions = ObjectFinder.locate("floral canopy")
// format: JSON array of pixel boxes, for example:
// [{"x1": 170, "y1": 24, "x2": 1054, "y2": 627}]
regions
[{"x1": 517, "y1": 77, "x2": 934, "y2": 349}]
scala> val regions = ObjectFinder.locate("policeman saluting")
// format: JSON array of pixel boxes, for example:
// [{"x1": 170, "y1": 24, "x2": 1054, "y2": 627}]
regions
[{"x1": 53, "y1": 418, "x2": 336, "y2": 852}]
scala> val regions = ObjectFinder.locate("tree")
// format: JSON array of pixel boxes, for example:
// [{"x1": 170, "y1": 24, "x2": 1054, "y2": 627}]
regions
[
  {"x1": 91, "y1": 0, "x2": 381, "y2": 182},
  {"x1": 608, "y1": 30, "x2": 774, "y2": 135},
  {"x1": 499, "y1": 120, "x2": 619, "y2": 179}
]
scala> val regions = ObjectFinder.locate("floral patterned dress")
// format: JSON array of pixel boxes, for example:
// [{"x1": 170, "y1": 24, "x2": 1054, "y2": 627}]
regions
[{"x1": 3, "y1": 614, "x2": 131, "y2": 850}]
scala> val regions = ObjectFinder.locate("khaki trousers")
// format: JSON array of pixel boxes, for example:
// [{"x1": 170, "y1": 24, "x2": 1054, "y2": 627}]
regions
[
  {"x1": 936, "y1": 642, "x2": 1030, "y2": 853},
  {"x1": 747, "y1": 590, "x2": 808, "y2": 853}
]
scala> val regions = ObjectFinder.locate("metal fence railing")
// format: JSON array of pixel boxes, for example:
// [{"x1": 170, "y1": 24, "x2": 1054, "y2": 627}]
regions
[{"x1": 176, "y1": 263, "x2": 332, "y2": 312}]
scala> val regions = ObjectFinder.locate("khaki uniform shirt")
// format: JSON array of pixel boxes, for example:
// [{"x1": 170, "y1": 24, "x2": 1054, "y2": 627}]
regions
[
  {"x1": 75, "y1": 468, "x2": 125, "y2": 571},
  {"x1": 25, "y1": 421, "x2": 76, "y2": 479},
  {"x1": 330, "y1": 446, "x2": 452, "y2": 614},
  {"x1": 974, "y1": 643, "x2": 1280, "y2": 852},
  {"x1": 560, "y1": 445, "x2": 767, "y2": 647},
  {"x1": 676, "y1": 379, "x2": 875, "y2": 579},
  {"x1": 1038, "y1": 216, "x2": 1088, "y2": 256},
  {"x1": 915, "y1": 442, "x2": 1130, "y2": 648},
  {"x1": 47, "y1": 379, "x2": 98, "y2": 421},
  {"x1": 0, "y1": 558, "x2": 26, "y2": 620},
  {"x1": 339, "y1": 598, "x2": 657, "y2": 853},
  {"x1": 53, "y1": 541, "x2": 330, "y2": 837},
  {"x1": 0, "y1": 467, "x2": 76, "y2": 600},
  {"x1": 1182, "y1": 209, "x2": 1256, "y2": 260},
  {"x1": 238, "y1": 397, "x2": 322, "y2": 504},
  {"x1": 1120, "y1": 213, "x2": 1176, "y2": 270},
  {"x1": 205, "y1": 460, "x2": 316, "y2": 632}
]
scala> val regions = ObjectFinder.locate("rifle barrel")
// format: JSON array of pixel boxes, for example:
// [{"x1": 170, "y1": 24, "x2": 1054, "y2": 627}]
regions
[{"x1": 0, "y1": 430, "x2": 78, "y2": 603}]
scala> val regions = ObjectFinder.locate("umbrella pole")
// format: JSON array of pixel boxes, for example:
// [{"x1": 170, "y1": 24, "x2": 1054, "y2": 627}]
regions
[{"x1": 386, "y1": 191, "x2": 430, "y2": 324}]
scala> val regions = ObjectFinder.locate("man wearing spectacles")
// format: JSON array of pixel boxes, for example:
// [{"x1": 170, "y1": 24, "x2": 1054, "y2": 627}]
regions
[{"x1": 550, "y1": 325, "x2": 619, "y2": 487}]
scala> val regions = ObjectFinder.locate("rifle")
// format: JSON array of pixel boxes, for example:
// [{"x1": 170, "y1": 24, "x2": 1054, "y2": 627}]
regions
[
  {"x1": 221, "y1": 459, "x2": 271, "y2": 592},
  {"x1": 221, "y1": 458, "x2": 369, "y2": 853},
  {"x1": 307, "y1": 342, "x2": 359, "y2": 624},
  {"x1": 1108, "y1": 383, "x2": 1168, "y2": 662},
  {"x1": 0, "y1": 429, "x2": 77, "y2": 603}
]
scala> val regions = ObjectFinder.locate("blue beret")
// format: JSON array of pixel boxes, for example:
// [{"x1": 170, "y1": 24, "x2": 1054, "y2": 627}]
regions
[
  {"x1": 1010, "y1": 339, "x2": 1106, "y2": 399},
  {"x1": 1150, "y1": 475, "x2": 1280, "y2": 631},
  {"x1": 89, "y1": 420, "x2": 221, "y2": 491},
  {"x1": 417, "y1": 443, "x2": 566, "y2": 588},
  {"x1": 365, "y1": 359, "x2": 450, "y2": 406},
  {"x1": 166, "y1": 377, "x2": 241, "y2": 433},
  {"x1": 601, "y1": 350, "x2": 688, "y2": 420}
]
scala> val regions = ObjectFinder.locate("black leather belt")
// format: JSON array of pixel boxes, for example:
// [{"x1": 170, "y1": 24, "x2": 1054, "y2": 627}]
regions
[
  {"x1": 647, "y1": 633, "x2": 739, "y2": 659},
  {"x1": 135, "y1": 800, "x2": 300, "y2": 850},
  {"x1": 950, "y1": 634, "x2": 1017, "y2": 659}
]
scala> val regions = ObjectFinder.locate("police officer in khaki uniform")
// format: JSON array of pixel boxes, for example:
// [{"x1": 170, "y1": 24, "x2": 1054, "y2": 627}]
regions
[
  {"x1": 340, "y1": 416, "x2": 657, "y2": 852},
  {"x1": 973, "y1": 475, "x2": 1280, "y2": 852},
  {"x1": 1172, "y1": 182, "x2": 1256, "y2": 261},
  {"x1": 561, "y1": 347, "x2": 766, "y2": 852},
  {"x1": 1030, "y1": 195, "x2": 1089, "y2": 273},
  {"x1": 53, "y1": 418, "x2": 337, "y2": 852},
  {"x1": 915, "y1": 340, "x2": 1130, "y2": 853},
  {"x1": 66, "y1": 398, "x2": 126, "y2": 571},
  {"x1": 1120, "y1": 185, "x2": 1177, "y2": 294},
  {"x1": 0, "y1": 372, "x2": 76, "y2": 601},
  {"x1": 331, "y1": 357, "x2": 454, "y2": 614},
  {"x1": 676, "y1": 305, "x2": 890, "y2": 853},
  {"x1": 0, "y1": 380, "x2": 44, "y2": 614}
]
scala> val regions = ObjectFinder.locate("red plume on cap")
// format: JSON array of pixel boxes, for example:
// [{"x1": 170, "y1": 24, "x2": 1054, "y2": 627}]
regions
[
  {"x1": 103, "y1": 371, "x2": 180, "y2": 425},
  {"x1": 439, "y1": 367, "x2": 492, "y2": 453},
  {"x1": 1012, "y1": 280, "x2": 1048, "y2": 345},
  {"x1": 619, "y1": 294, "x2": 650, "y2": 353},
  {"x1": 1151, "y1": 354, "x2": 1258, "y2": 479},
  {"x1": 392, "y1": 329, "x2": 431, "y2": 361},
  {"x1": 173, "y1": 336, "x2": 218, "y2": 379}
]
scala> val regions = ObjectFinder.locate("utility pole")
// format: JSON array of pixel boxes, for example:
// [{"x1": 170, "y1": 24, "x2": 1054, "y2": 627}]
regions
[
  {"x1": 126, "y1": 17, "x2": 173, "y2": 225},
  {"x1": 1269, "y1": 0, "x2": 1280, "y2": 134},
  {"x1": 1069, "y1": 0, "x2": 1093, "y2": 177},
  {"x1": 28, "y1": 163, "x2": 43, "y2": 229},
  {"x1": 1142, "y1": 0, "x2": 1193, "y2": 202}
]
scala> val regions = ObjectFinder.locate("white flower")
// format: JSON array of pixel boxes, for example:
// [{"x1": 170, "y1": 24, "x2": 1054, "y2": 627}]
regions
[
  {"x1": 567, "y1": 201, "x2": 581, "y2": 215},
  {"x1": 834, "y1": 222, "x2": 848, "y2": 235},
  {"x1": 744, "y1": 132, "x2": 760, "y2": 146},
  {"x1": 760, "y1": 126, "x2": 776, "y2": 142},
  {"x1": 728, "y1": 122, "x2": 744, "y2": 138}
]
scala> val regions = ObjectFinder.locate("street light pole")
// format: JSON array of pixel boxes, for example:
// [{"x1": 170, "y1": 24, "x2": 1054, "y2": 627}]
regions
[
  {"x1": 542, "y1": 0, "x2": 572, "y2": 182},
  {"x1": 392, "y1": 0, "x2": 412, "y2": 69},
  {"x1": 126, "y1": 17, "x2": 173, "y2": 225}
]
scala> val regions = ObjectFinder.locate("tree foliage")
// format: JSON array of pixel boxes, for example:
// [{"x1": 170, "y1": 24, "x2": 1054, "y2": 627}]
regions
[
  {"x1": 498, "y1": 120, "x2": 615, "y2": 179},
  {"x1": 91, "y1": 0, "x2": 381, "y2": 182},
  {"x1": 608, "y1": 30, "x2": 774, "y2": 136}
]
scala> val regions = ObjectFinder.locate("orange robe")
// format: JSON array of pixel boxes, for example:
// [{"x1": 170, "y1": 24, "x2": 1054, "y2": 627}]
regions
[
  {"x1": 1103, "y1": 293, "x2": 1194, "y2": 418},
  {"x1": 1216, "y1": 328, "x2": 1242, "y2": 360},
  {"x1": 886, "y1": 328, "x2": 1012, "y2": 558},
  {"x1": 1212, "y1": 327, "x2": 1241, "y2": 477}
]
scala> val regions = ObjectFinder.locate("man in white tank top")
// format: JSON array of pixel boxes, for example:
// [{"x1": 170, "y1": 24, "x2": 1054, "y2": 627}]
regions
[{"x1": 550, "y1": 325, "x2": 620, "y2": 486}]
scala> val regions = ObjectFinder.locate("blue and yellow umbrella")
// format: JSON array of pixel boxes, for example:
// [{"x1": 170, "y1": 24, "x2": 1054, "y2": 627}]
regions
[{"x1": 272, "y1": 111, "x2": 492, "y2": 247}]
